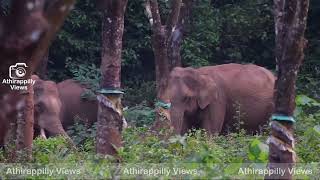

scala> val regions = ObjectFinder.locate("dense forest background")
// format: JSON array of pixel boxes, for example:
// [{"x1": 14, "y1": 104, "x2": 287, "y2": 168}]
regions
[
  {"x1": 45, "y1": 0, "x2": 319, "y2": 106},
  {"x1": 0, "y1": 1, "x2": 319, "y2": 179}
]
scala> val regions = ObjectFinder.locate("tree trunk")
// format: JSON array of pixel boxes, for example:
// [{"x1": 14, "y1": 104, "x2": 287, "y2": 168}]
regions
[
  {"x1": 0, "y1": 0, "x2": 75, "y2": 161},
  {"x1": 145, "y1": 0, "x2": 184, "y2": 133},
  {"x1": 16, "y1": 84, "x2": 34, "y2": 161},
  {"x1": 145, "y1": 0, "x2": 182, "y2": 99},
  {"x1": 267, "y1": 0, "x2": 309, "y2": 179},
  {"x1": 168, "y1": 0, "x2": 193, "y2": 70},
  {"x1": 96, "y1": 0, "x2": 128, "y2": 156},
  {"x1": 152, "y1": 29, "x2": 170, "y2": 99},
  {"x1": 36, "y1": 50, "x2": 49, "y2": 79}
]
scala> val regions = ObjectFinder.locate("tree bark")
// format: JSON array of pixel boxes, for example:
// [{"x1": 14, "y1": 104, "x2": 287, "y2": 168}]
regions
[
  {"x1": 267, "y1": 0, "x2": 309, "y2": 179},
  {"x1": 16, "y1": 84, "x2": 34, "y2": 161},
  {"x1": 36, "y1": 50, "x2": 49, "y2": 79},
  {"x1": 96, "y1": 0, "x2": 128, "y2": 156},
  {"x1": 145, "y1": 0, "x2": 183, "y2": 99},
  {"x1": 168, "y1": 0, "x2": 193, "y2": 70},
  {"x1": 96, "y1": 94, "x2": 123, "y2": 155},
  {"x1": 0, "y1": 0, "x2": 75, "y2": 161}
]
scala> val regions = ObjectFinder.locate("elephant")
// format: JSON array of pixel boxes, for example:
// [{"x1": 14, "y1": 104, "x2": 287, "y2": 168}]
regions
[
  {"x1": 1, "y1": 77, "x2": 123, "y2": 144},
  {"x1": 0, "y1": 75, "x2": 68, "y2": 147},
  {"x1": 0, "y1": 77, "x2": 100, "y2": 145},
  {"x1": 33, "y1": 78, "x2": 98, "y2": 137},
  {"x1": 32, "y1": 76, "x2": 98, "y2": 138},
  {"x1": 160, "y1": 63, "x2": 276, "y2": 135},
  {"x1": 57, "y1": 79, "x2": 98, "y2": 129},
  {"x1": 32, "y1": 75, "x2": 69, "y2": 138}
]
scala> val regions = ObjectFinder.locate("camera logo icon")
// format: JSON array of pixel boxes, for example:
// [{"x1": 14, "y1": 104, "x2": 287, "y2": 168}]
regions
[{"x1": 9, "y1": 63, "x2": 28, "y2": 79}]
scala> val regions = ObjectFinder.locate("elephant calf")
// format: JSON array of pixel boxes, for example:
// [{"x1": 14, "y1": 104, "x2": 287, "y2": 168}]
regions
[{"x1": 160, "y1": 63, "x2": 276, "y2": 135}]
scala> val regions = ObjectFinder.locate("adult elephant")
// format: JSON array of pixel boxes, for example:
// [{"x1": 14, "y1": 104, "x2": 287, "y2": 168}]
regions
[
  {"x1": 34, "y1": 78, "x2": 98, "y2": 138},
  {"x1": 0, "y1": 77, "x2": 97, "y2": 144},
  {"x1": 161, "y1": 63, "x2": 275, "y2": 135},
  {"x1": 58, "y1": 79, "x2": 128, "y2": 130},
  {"x1": 32, "y1": 75, "x2": 69, "y2": 138},
  {"x1": 0, "y1": 76, "x2": 68, "y2": 146}
]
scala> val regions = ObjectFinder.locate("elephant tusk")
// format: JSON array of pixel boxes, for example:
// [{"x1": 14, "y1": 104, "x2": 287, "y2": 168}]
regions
[
  {"x1": 122, "y1": 117, "x2": 128, "y2": 129},
  {"x1": 40, "y1": 128, "x2": 47, "y2": 139}
]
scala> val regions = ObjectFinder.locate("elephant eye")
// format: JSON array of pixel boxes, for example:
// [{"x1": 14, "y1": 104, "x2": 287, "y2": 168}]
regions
[
  {"x1": 35, "y1": 102, "x2": 45, "y2": 113},
  {"x1": 183, "y1": 96, "x2": 191, "y2": 102}
]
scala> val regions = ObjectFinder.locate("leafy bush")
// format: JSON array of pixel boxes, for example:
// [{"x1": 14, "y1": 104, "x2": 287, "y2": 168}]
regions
[
  {"x1": 32, "y1": 136, "x2": 77, "y2": 164},
  {"x1": 297, "y1": 76, "x2": 320, "y2": 100},
  {"x1": 294, "y1": 95, "x2": 320, "y2": 163},
  {"x1": 295, "y1": 94, "x2": 320, "y2": 137},
  {"x1": 67, "y1": 120, "x2": 97, "y2": 152},
  {"x1": 296, "y1": 125, "x2": 320, "y2": 162},
  {"x1": 123, "y1": 81, "x2": 156, "y2": 106},
  {"x1": 124, "y1": 103, "x2": 156, "y2": 127},
  {"x1": 66, "y1": 61, "x2": 101, "y2": 91},
  {"x1": 247, "y1": 138, "x2": 268, "y2": 163},
  {"x1": 1, "y1": 94, "x2": 319, "y2": 179}
]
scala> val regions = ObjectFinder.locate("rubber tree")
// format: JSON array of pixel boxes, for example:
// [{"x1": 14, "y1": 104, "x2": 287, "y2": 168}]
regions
[
  {"x1": 96, "y1": 0, "x2": 128, "y2": 156},
  {"x1": 145, "y1": 0, "x2": 184, "y2": 132},
  {"x1": 267, "y1": 0, "x2": 309, "y2": 179},
  {"x1": 168, "y1": 0, "x2": 193, "y2": 71},
  {"x1": 145, "y1": 0, "x2": 185, "y2": 100},
  {"x1": 0, "y1": 0, "x2": 75, "y2": 161}
]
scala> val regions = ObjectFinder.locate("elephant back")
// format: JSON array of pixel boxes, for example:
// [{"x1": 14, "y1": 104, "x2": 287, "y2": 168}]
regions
[
  {"x1": 57, "y1": 79, "x2": 98, "y2": 129},
  {"x1": 199, "y1": 63, "x2": 276, "y2": 133}
]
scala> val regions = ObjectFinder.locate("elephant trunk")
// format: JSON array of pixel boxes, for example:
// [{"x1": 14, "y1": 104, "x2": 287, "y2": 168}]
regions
[{"x1": 171, "y1": 109, "x2": 184, "y2": 135}]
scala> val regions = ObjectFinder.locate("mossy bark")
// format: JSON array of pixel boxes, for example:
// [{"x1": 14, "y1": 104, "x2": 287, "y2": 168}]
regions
[
  {"x1": 96, "y1": 0, "x2": 128, "y2": 156},
  {"x1": 267, "y1": 0, "x2": 309, "y2": 179}
]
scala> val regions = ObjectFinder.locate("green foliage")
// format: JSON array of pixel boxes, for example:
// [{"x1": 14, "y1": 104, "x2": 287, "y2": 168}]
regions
[
  {"x1": 297, "y1": 76, "x2": 320, "y2": 100},
  {"x1": 181, "y1": 0, "x2": 274, "y2": 68},
  {"x1": 67, "y1": 120, "x2": 97, "y2": 152},
  {"x1": 296, "y1": 125, "x2": 320, "y2": 162},
  {"x1": 124, "y1": 103, "x2": 156, "y2": 127},
  {"x1": 46, "y1": 0, "x2": 320, "y2": 107},
  {"x1": 0, "y1": 0, "x2": 10, "y2": 15},
  {"x1": 66, "y1": 61, "x2": 101, "y2": 91},
  {"x1": 294, "y1": 94, "x2": 320, "y2": 163},
  {"x1": 49, "y1": 0, "x2": 101, "y2": 81},
  {"x1": 32, "y1": 136, "x2": 76, "y2": 164},
  {"x1": 247, "y1": 139, "x2": 268, "y2": 163},
  {"x1": 123, "y1": 81, "x2": 156, "y2": 106},
  {"x1": 1, "y1": 116, "x2": 319, "y2": 179},
  {"x1": 295, "y1": 95, "x2": 320, "y2": 137}
]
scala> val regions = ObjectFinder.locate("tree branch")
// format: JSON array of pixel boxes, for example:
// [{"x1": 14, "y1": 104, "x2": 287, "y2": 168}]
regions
[
  {"x1": 144, "y1": 0, "x2": 154, "y2": 26},
  {"x1": 28, "y1": 0, "x2": 75, "y2": 73},
  {"x1": 1, "y1": 0, "x2": 48, "y2": 52},
  {"x1": 145, "y1": 0, "x2": 162, "y2": 31},
  {"x1": 165, "y1": 0, "x2": 182, "y2": 38},
  {"x1": 290, "y1": 0, "x2": 309, "y2": 41}
]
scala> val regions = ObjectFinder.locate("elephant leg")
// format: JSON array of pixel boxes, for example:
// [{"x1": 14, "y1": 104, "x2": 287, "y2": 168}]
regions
[{"x1": 201, "y1": 102, "x2": 226, "y2": 135}]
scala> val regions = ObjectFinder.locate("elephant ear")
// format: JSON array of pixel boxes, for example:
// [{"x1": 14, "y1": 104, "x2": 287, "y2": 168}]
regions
[
  {"x1": 33, "y1": 79, "x2": 45, "y2": 97},
  {"x1": 197, "y1": 75, "x2": 218, "y2": 109},
  {"x1": 31, "y1": 74, "x2": 40, "y2": 81}
]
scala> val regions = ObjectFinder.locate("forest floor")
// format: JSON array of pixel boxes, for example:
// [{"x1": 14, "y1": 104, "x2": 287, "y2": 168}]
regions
[{"x1": 0, "y1": 95, "x2": 319, "y2": 179}]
